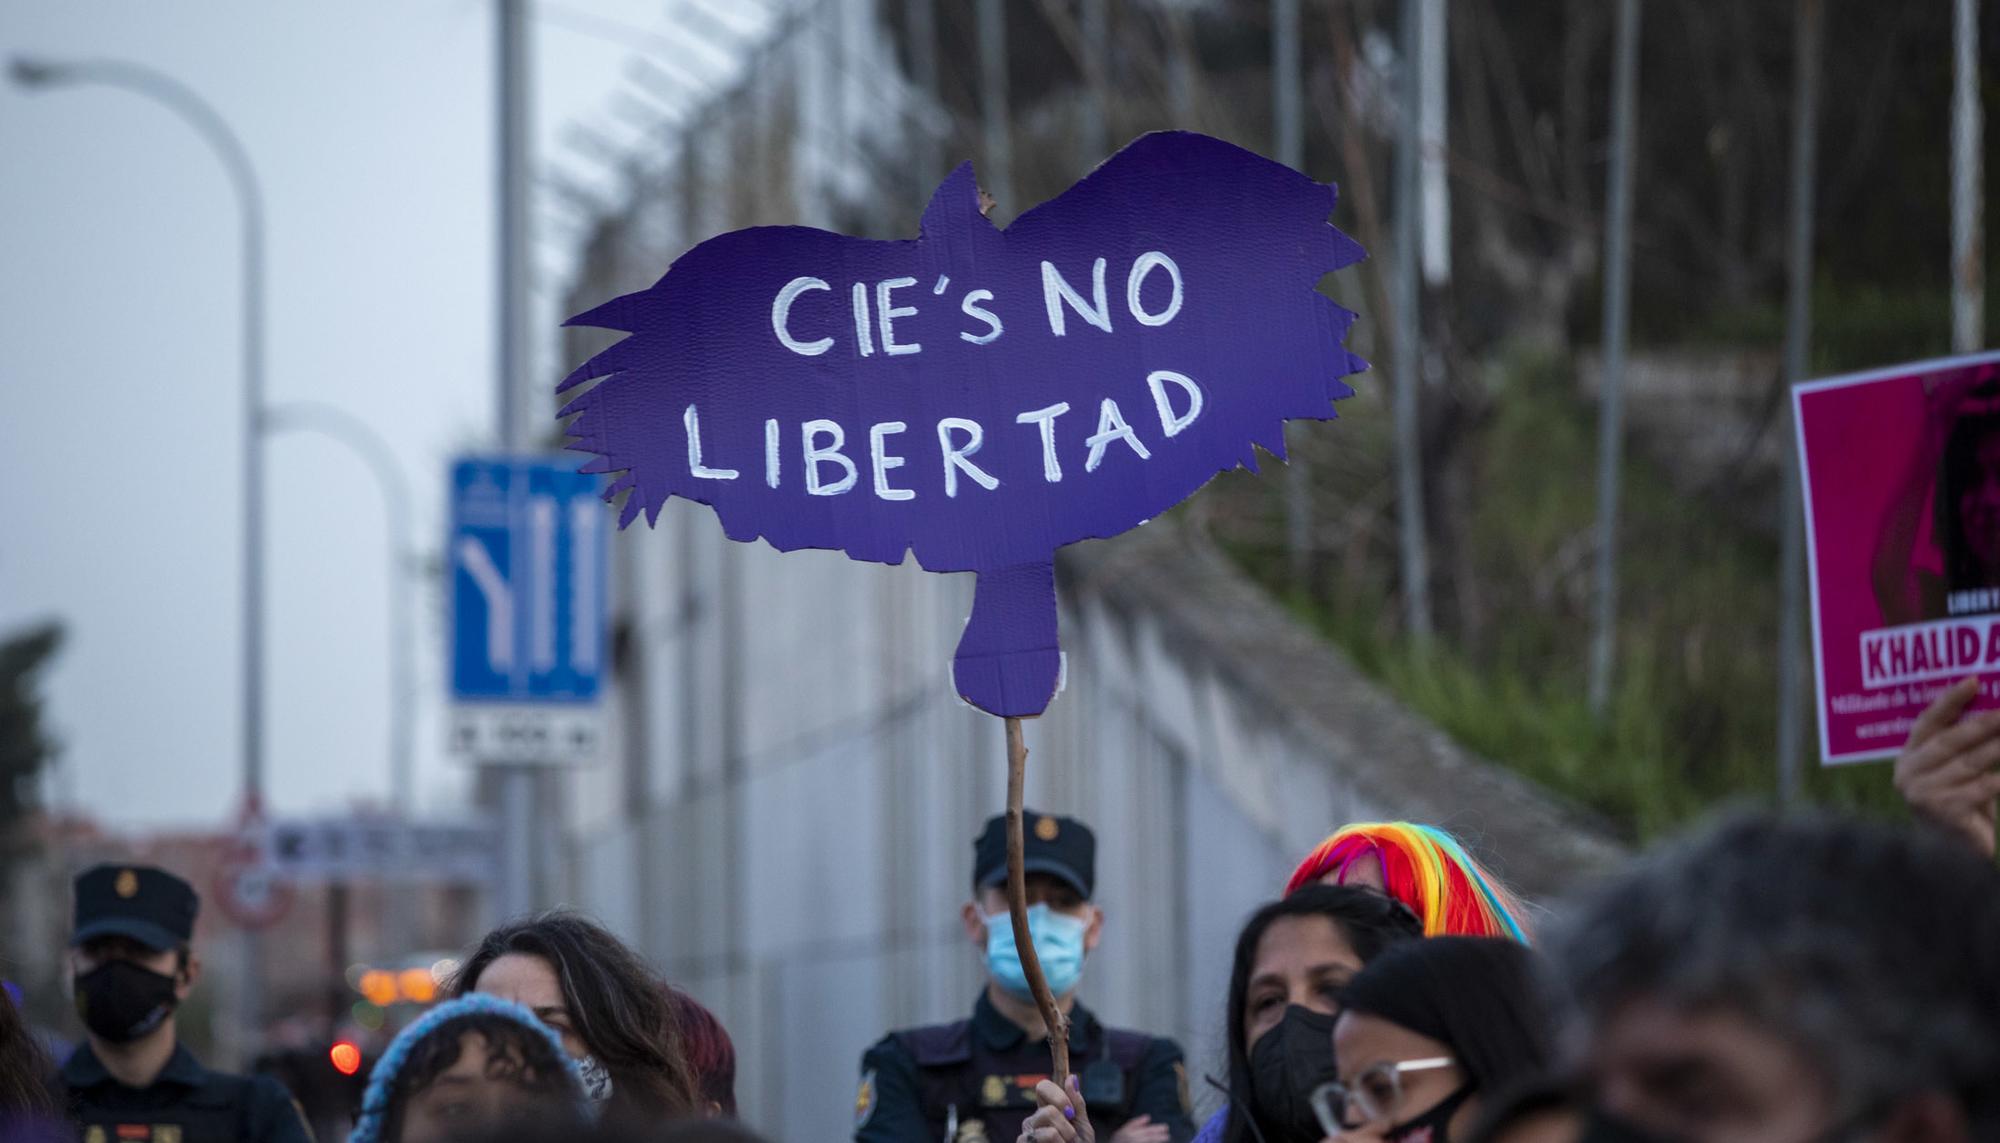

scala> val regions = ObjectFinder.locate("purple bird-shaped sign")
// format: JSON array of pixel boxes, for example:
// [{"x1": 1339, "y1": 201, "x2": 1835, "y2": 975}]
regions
[{"x1": 558, "y1": 131, "x2": 1366, "y2": 718}]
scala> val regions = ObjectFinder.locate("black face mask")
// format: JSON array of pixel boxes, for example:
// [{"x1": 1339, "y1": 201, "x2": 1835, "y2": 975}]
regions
[
  {"x1": 1247, "y1": 1005, "x2": 1339, "y2": 1141},
  {"x1": 1386, "y1": 1082, "x2": 1474, "y2": 1143},
  {"x1": 1576, "y1": 1106, "x2": 1683, "y2": 1143},
  {"x1": 74, "y1": 960, "x2": 179, "y2": 1044}
]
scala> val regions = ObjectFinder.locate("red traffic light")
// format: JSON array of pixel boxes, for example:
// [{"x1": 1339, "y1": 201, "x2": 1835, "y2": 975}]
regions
[{"x1": 329, "y1": 1041, "x2": 363, "y2": 1076}]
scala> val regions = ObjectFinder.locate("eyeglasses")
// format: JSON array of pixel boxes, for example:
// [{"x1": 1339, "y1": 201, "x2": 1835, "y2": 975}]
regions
[{"x1": 1310, "y1": 1057, "x2": 1457, "y2": 1134}]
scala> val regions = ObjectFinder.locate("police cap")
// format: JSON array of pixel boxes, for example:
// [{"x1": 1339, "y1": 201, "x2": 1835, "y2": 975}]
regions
[
  {"x1": 71, "y1": 864, "x2": 198, "y2": 951},
  {"x1": 973, "y1": 811, "x2": 1095, "y2": 899}
]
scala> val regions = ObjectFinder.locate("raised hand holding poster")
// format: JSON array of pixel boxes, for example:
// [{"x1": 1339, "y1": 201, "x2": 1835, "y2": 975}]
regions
[
  {"x1": 558, "y1": 131, "x2": 1366, "y2": 1074},
  {"x1": 1794, "y1": 349, "x2": 2000, "y2": 763}
]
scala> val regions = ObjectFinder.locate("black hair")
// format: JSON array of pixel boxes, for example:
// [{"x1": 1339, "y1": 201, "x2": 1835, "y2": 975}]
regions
[
  {"x1": 0, "y1": 988, "x2": 56, "y2": 1123},
  {"x1": 453, "y1": 912, "x2": 700, "y2": 1124},
  {"x1": 1337, "y1": 937, "x2": 1557, "y2": 1102},
  {"x1": 1461, "y1": 1076, "x2": 1581, "y2": 1143},
  {"x1": 1556, "y1": 811, "x2": 2000, "y2": 1135},
  {"x1": 379, "y1": 1011, "x2": 582, "y2": 1143},
  {"x1": 1221, "y1": 885, "x2": 1424, "y2": 1143},
  {"x1": 1937, "y1": 408, "x2": 2000, "y2": 591},
  {"x1": 452, "y1": 1118, "x2": 772, "y2": 1143}
]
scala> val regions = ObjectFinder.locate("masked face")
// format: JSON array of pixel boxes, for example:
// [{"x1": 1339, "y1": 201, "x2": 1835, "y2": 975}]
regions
[
  {"x1": 983, "y1": 904, "x2": 1090, "y2": 998},
  {"x1": 1333, "y1": 1011, "x2": 1472, "y2": 1143},
  {"x1": 1383, "y1": 1082, "x2": 1475, "y2": 1143},
  {"x1": 74, "y1": 960, "x2": 180, "y2": 1044},
  {"x1": 1248, "y1": 1005, "x2": 1340, "y2": 1139},
  {"x1": 575, "y1": 1054, "x2": 615, "y2": 1104}
]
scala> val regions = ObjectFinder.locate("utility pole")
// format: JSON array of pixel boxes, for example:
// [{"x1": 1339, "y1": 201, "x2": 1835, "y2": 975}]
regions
[
  {"x1": 977, "y1": 0, "x2": 1013, "y2": 214},
  {"x1": 1776, "y1": 0, "x2": 1823, "y2": 804},
  {"x1": 1417, "y1": 0, "x2": 1449, "y2": 287},
  {"x1": 904, "y1": 0, "x2": 939, "y2": 188},
  {"x1": 1587, "y1": 0, "x2": 1641, "y2": 716},
  {"x1": 498, "y1": 0, "x2": 531, "y2": 452},
  {"x1": 1274, "y1": 0, "x2": 1310, "y2": 592},
  {"x1": 494, "y1": 0, "x2": 538, "y2": 919},
  {"x1": 1393, "y1": 0, "x2": 1432, "y2": 643},
  {"x1": 1952, "y1": 0, "x2": 1984, "y2": 354},
  {"x1": 11, "y1": 51, "x2": 272, "y2": 1060},
  {"x1": 1082, "y1": 0, "x2": 1109, "y2": 169},
  {"x1": 1164, "y1": 6, "x2": 1195, "y2": 129}
]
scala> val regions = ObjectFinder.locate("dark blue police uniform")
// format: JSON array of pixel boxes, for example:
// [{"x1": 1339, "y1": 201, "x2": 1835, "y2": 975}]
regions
[
  {"x1": 855, "y1": 992, "x2": 1193, "y2": 1143},
  {"x1": 61, "y1": 865, "x2": 314, "y2": 1143},
  {"x1": 62, "y1": 1042, "x2": 313, "y2": 1143},
  {"x1": 854, "y1": 812, "x2": 1194, "y2": 1142}
]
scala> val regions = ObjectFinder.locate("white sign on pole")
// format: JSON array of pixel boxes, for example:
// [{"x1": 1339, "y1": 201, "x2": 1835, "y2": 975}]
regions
[{"x1": 261, "y1": 817, "x2": 497, "y2": 885}]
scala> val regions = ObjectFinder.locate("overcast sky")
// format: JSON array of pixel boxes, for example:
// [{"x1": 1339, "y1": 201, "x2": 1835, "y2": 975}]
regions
[{"x1": 0, "y1": 1, "x2": 698, "y2": 829}]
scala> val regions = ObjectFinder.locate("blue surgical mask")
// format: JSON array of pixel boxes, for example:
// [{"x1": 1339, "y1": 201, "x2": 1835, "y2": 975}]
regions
[{"x1": 983, "y1": 904, "x2": 1089, "y2": 998}]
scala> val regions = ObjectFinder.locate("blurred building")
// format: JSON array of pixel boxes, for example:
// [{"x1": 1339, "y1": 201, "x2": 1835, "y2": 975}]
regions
[{"x1": 0, "y1": 810, "x2": 480, "y2": 1070}]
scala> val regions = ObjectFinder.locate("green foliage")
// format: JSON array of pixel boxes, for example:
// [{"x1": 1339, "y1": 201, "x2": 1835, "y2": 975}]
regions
[
  {"x1": 1222, "y1": 352, "x2": 1901, "y2": 842},
  {"x1": 0, "y1": 622, "x2": 62, "y2": 832}
]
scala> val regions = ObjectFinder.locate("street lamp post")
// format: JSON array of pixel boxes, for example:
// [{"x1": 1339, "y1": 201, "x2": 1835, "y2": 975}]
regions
[
  {"x1": 13, "y1": 53, "x2": 269, "y2": 1049},
  {"x1": 13, "y1": 55, "x2": 267, "y2": 811},
  {"x1": 262, "y1": 405, "x2": 414, "y2": 816},
  {"x1": 264, "y1": 403, "x2": 417, "y2": 951}
]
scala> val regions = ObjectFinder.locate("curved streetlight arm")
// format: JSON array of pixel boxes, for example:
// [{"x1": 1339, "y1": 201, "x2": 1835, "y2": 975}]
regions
[
  {"x1": 13, "y1": 54, "x2": 269, "y2": 813},
  {"x1": 262, "y1": 403, "x2": 416, "y2": 819},
  {"x1": 15, "y1": 49, "x2": 285, "y2": 1054},
  {"x1": 11, "y1": 57, "x2": 264, "y2": 247},
  {"x1": 262, "y1": 404, "x2": 412, "y2": 540}
]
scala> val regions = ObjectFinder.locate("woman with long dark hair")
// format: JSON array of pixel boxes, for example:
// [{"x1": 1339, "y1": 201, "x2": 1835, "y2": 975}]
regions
[
  {"x1": 1023, "y1": 886, "x2": 1423, "y2": 1143},
  {"x1": 1317, "y1": 937, "x2": 1556, "y2": 1142},
  {"x1": 1214, "y1": 887, "x2": 1423, "y2": 1143},
  {"x1": 452, "y1": 912, "x2": 701, "y2": 1127}
]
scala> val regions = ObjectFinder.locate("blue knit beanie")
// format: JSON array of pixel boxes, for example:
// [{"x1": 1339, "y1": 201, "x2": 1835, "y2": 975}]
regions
[{"x1": 348, "y1": 993, "x2": 586, "y2": 1143}]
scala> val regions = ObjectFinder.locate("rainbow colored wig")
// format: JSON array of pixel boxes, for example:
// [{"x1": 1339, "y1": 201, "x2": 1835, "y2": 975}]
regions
[{"x1": 1284, "y1": 822, "x2": 1532, "y2": 943}]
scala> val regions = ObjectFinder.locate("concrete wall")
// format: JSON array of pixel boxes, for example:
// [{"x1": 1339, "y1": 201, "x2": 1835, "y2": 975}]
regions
[
  {"x1": 556, "y1": 511, "x2": 1622, "y2": 1139},
  {"x1": 550, "y1": 10, "x2": 1624, "y2": 1136}
]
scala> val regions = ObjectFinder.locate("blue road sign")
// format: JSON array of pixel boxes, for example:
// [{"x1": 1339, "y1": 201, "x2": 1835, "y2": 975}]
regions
[{"x1": 449, "y1": 457, "x2": 606, "y2": 759}]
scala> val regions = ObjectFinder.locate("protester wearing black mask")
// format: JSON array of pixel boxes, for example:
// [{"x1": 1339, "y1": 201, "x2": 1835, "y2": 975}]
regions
[
  {"x1": 1317, "y1": 938, "x2": 1555, "y2": 1143},
  {"x1": 59, "y1": 864, "x2": 311, "y2": 1143},
  {"x1": 1022, "y1": 887, "x2": 1421, "y2": 1143},
  {"x1": 1213, "y1": 887, "x2": 1423, "y2": 1143}
]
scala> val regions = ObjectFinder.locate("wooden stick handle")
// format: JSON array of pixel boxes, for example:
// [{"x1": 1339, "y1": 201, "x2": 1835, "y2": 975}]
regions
[{"x1": 1004, "y1": 714, "x2": 1071, "y2": 1084}]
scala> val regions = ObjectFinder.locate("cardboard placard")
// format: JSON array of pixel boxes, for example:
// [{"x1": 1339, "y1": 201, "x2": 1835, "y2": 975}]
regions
[
  {"x1": 558, "y1": 132, "x2": 1367, "y2": 716},
  {"x1": 1794, "y1": 349, "x2": 2000, "y2": 763}
]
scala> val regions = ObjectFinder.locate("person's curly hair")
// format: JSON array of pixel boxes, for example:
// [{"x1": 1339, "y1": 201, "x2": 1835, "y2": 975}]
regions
[{"x1": 350, "y1": 995, "x2": 585, "y2": 1143}]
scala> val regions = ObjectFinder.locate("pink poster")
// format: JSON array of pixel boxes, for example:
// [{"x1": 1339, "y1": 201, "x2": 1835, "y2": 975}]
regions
[{"x1": 1795, "y1": 350, "x2": 2000, "y2": 763}]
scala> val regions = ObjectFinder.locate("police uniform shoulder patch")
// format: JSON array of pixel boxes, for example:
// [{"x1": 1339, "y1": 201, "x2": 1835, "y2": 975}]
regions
[
  {"x1": 114, "y1": 869, "x2": 139, "y2": 898},
  {"x1": 854, "y1": 1068, "x2": 876, "y2": 1130}
]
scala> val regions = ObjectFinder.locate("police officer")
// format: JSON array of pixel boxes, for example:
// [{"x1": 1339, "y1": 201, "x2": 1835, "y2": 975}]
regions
[
  {"x1": 59, "y1": 864, "x2": 313, "y2": 1143},
  {"x1": 855, "y1": 812, "x2": 1194, "y2": 1143}
]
